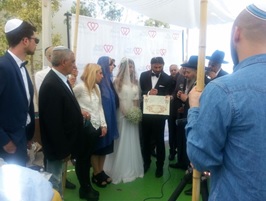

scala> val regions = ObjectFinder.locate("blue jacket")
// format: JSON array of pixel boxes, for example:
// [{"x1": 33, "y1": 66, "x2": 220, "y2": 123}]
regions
[
  {"x1": 186, "y1": 54, "x2": 266, "y2": 201},
  {"x1": 0, "y1": 52, "x2": 35, "y2": 147}
]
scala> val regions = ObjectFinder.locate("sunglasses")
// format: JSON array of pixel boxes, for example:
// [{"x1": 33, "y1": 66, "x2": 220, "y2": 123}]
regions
[{"x1": 30, "y1": 37, "x2": 40, "y2": 44}]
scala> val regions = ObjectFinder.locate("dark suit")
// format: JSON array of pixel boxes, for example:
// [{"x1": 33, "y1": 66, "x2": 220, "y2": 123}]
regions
[
  {"x1": 39, "y1": 70, "x2": 83, "y2": 161},
  {"x1": 173, "y1": 79, "x2": 193, "y2": 169},
  {"x1": 140, "y1": 70, "x2": 172, "y2": 170},
  {"x1": 0, "y1": 52, "x2": 35, "y2": 166},
  {"x1": 205, "y1": 68, "x2": 228, "y2": 84},
  {"x1": 217, "y1": 68, "x2": 228, "y2": 78},
  {"x1": 168, "y1": 73, "x2": 185, "y2": 157}
]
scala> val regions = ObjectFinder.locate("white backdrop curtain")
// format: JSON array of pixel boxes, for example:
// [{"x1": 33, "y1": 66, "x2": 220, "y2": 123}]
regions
[{"x1": 71, "y1": 14, "x2": 183, "y2": 78}]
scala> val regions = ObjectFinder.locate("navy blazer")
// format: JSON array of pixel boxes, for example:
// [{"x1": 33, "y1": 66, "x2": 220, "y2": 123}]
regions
[
  {"x1": 39, "y1": 70, "x2": 83, "y2": 160},
  {"x1": 0, "y1": 52, "x2": 35, "y2": 147}
]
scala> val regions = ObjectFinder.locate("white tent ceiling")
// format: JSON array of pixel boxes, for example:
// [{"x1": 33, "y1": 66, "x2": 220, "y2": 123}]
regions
[{"x1": 112, "y1": 0, "x2": 262, "y2": 28}]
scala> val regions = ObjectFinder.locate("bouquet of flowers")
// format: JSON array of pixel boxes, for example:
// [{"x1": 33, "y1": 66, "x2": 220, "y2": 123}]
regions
[{"x1": 125, "y1": 107, "x2": 142, "y2": 124}]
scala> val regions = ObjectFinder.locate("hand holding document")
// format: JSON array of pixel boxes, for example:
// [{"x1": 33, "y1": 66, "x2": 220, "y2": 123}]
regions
[{"x1": 143, "y1": 95, "x2": 170, "y2": 115}]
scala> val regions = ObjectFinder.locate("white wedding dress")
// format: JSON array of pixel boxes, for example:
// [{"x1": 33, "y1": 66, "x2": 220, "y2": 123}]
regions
[{"x1": 104, "y1": 84, "x2": 144, "y2": 184}]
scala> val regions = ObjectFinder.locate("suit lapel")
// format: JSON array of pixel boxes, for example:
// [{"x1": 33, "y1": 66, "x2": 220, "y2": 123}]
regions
[
  {"x1": 6, "y1": 52, "x2": 28, "y2": 101},
  {"x1": 50, "y1": 71, "x2": 81, "y2": 112},
  {"x1": 146, "y1": 71, "x2": 153, "y2": 89}
]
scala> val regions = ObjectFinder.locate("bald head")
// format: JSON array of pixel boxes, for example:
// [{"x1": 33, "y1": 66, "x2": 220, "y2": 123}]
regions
[
  {"x1": 231, "y1": 4, "x2": 266, "y2": 65},
  {"x1": 234, "y1": 7, "x2": 266, "y2": 43},
  {"x1": 169, "y1": 64, "x2": 179, "y2": 77},
  {"x1": 45, "y1": 46, "x2": 54, "y2": 63}
]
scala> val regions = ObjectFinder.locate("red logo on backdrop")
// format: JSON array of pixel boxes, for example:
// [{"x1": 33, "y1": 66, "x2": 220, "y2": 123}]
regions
[
  {"x1": 103, "y1": 44, "x2": 113, "y2": 53},
  {"x1": 87, "y1": 22, "x2": 99, "y2": 31},
  {"x1": 133, "y1": 47, "x2": 142, "y2": 55},
  {"x1": 121, "y1": 27, "x2": 130, "y2": 36},
  {"x1": 148, "y1": 30, "x2": 156, "y2": 38},
  {"x1": 146, "y1": 65, "x2": 151, "y2": 70},
  {"x1": 172, "y1": 33, "x2": 180, "y2": 40},
  {"x1": 160, "y1": 49, "x2": 167, "y2": 56}
]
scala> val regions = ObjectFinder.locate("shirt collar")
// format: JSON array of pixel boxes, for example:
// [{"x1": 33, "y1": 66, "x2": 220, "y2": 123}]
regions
[
  {"x1": 7, "y1": 50, "x2": 25, "y2": 68},
  {"x1": 52, "y1": 68, "x2": 68, "y2": 83},
  {"x1": 234, "y1": 54, "x2": 266, "y2": 72}
]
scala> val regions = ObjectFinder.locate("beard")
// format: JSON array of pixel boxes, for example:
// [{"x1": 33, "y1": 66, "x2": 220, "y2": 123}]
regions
[{"x1": 26, "y1": 48, "x2": 35, "y2": 56}]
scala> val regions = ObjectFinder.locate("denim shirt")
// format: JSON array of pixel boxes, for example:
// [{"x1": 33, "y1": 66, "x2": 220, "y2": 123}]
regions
[{"x1": 186, "y1": 54, "x2": 266, "y2": 201}]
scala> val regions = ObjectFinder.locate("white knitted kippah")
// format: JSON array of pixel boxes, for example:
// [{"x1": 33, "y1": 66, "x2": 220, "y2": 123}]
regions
[
  {"x1": 246, "y1": 3, "x2": 266, "y2": 20},
  {"x1": 4, "y1": 19, "x2": 23, "y2": 33}
]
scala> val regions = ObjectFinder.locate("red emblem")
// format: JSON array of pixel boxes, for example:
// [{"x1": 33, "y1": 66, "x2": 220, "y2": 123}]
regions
[
  {"x1": 103, "y1": 44, "x2": 113, "y2": 53},
  {"x1": 87, "y1": 22, "x2": 99, "y2": 31},
  {"x1": 133, "y1": 47, "x2": 142, "y2": 55},
  {"x1": 148, "y1": 30, "x2": 156, "y2": 38},
  {"x1": 160, "y1": 49, "x2": 167, "y2": 56},
  {"x1": 121, "y1": 27, "x2": 130, "y2": 36}
]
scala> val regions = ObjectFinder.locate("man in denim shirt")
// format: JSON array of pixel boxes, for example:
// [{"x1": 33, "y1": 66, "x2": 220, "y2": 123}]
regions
[{"x1": 186, "y1": 4, "x2": 266, "y2": 201}]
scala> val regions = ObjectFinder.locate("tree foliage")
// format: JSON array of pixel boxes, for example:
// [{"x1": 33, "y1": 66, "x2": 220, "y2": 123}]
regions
[
  {"x1": 70, "y1": 0, "x2": 169, "y2": 28},
  {"x1": 144, "y1": 18, "x2": 170, "y2": 28},
  {"x1": 0, "y1": 0, "x2": 61, "y2": 71},
  {"x1": 71, "y1": 0, "x2": 123, "y2": 22},
  {"x1": 71, "y1": 1, "x2": 97, "y2": 18}
]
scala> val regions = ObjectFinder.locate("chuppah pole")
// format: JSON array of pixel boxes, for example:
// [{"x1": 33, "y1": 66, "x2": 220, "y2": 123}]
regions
[
  {"x1": 73, "y1": 0, "x2": 80, "y2": 56},
  {"x1": 192, "y1": 0, "x2": 208, "y2": 201}
]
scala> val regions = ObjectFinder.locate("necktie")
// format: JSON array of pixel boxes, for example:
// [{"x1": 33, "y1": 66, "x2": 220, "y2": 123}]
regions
[
  {"x1": 66, "y1": 80, "x2": 74, "y2": 94},
  {"x1": 20, "y1": 61, "x2": 28, "y2": 68},
  {"x1": 151, "y1": 72, "x2": 159, "y2": 78}
]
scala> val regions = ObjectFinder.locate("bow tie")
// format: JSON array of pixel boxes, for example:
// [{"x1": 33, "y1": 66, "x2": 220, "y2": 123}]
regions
[
  {"x1": 151, "y1": 72, "x2": 159, "y2": 78},
  {"x1": 20, "y1": 61, "x2": 28, "y2": 68}
]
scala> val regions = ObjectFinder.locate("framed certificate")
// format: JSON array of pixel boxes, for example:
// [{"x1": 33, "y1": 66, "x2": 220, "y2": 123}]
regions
[{"x1": 143, "y1": 95, "x2": 170, "y2": 115}]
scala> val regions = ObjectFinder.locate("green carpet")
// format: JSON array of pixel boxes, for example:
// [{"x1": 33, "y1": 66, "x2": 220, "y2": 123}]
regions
[{"x1": 64, "y1": 157, "x2": 196, "y2": 201}]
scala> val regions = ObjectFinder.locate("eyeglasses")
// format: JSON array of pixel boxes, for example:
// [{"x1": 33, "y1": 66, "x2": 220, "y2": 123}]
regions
[{"x1": 30, "y1": 37, "x2": 40, "y2": 44}]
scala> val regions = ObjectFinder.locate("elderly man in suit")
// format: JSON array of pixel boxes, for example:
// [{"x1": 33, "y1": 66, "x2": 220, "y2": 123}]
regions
[
  {"x1": 0, "y1": 19, "x2": 38, "y2": 166},
  {"x1": 39, "y1": 46, "x2": 98, "y2": 200},
  {"x1": 205, "y1": 50, "x2": 228, "y2": 79},
  {"x1": 140, "y1": 57, "x2": 172, "y2": 178}
]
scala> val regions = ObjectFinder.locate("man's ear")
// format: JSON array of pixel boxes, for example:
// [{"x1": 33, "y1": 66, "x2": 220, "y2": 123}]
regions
[{"x1": 232, "y1": 26, "x2": 241, "y2": 44}]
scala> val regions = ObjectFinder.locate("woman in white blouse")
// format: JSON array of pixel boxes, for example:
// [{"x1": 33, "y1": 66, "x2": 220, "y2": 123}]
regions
[{"x1": 73, "y1": 63, "x2": 107, "y2": 199}]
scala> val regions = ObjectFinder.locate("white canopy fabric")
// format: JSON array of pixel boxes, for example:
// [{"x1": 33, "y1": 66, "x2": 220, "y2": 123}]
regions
[{"x1": 112, "y1": 0, "x2": 262, "y2": 28}]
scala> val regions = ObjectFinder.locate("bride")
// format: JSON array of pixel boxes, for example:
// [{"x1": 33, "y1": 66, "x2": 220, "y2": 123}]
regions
[{"x1": 104, "y1": 57, "x2": 144, "y2": 184}]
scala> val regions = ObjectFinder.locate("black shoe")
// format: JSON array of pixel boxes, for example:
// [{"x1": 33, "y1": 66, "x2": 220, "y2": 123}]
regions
[
  {"x1": 169, "y1": 163, "x2": 187, "y2": 170},
  {"x1": 184, "y1": 187, "x2": 192, "y2": 196},
  {"x1": 65, "y1": 179, "x2": 76, "y2": 189},
  {"x1": 168, "y1": 154, "x2": 175, "y2": 161},
  {"x1": 155, "y1": 168, "x2": 163, "y2": 178},
  {"x1": 79, "y1": 188, "x2": 99, "y2": 201},
  {"x1": 88, "y1": 185, "x2": 99, "y2": 196}
]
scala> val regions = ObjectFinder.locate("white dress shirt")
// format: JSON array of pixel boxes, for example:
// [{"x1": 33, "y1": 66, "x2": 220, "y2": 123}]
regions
[
  {"x1": 8, "y1": 50, "x2": 31, "y2": 125},
  {"x1": 35, "y1": 67, "x2": 51, "y2": 94}
]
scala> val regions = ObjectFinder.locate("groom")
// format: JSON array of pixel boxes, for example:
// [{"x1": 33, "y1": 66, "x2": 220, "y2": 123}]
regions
[{"x1": 139, "y1": 57, "x2": 172, "y2": 178}]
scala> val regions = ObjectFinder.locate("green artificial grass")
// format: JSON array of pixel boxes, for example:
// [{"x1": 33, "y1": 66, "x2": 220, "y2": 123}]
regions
[{"x1": 64, "y1": 157, "x2": 196, "y2": 201}]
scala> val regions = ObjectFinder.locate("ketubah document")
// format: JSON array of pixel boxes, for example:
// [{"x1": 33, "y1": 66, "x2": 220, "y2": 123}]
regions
[{"x1": 143, "y1": 95, "x2": 170, "y2": 115}]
